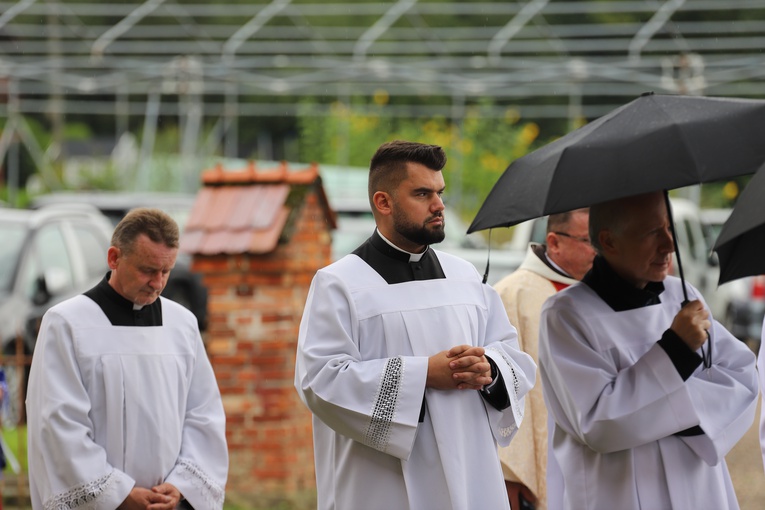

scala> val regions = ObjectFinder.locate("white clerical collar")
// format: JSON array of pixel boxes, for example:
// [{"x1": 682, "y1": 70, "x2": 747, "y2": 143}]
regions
[
  {"x1": 544, "y1": 251, "x2": 573, "y2": 278},
  {"x1": 377, "y1": 229, "x2": 427, "y2": 262},
  {"x1": 133, "y1": 303, "x2": 144, "y2": 311}
]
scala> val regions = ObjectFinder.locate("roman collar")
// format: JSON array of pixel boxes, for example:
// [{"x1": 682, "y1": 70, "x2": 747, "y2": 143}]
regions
[
  {"x1": 352, "y1": 230, "x2": 446, "y2": 284},
  {"x1": 583, "y1": 255, "x2": 665, "y2": 312},
  {"x1": 84, "y1": 272, "x2": 163, "y2": 326}
]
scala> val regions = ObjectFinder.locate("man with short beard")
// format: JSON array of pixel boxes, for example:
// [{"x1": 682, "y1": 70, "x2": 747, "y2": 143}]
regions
[{"x1": 295, "y1": 140, "x2": 536, "y2": 510}]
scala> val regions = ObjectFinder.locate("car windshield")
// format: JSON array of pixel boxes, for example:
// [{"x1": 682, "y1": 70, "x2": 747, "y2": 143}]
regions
[{"x1": 0, "y1": 222, "x2": 27, "y2": 293}]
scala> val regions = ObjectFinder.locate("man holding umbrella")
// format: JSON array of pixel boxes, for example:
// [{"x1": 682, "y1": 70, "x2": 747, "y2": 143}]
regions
[
  {"x1": 494, "y1": 208, "x2": 595, "y2": 510},
  {"x1": 539, "y1": 191, "x2": 758, "y2": 509}
]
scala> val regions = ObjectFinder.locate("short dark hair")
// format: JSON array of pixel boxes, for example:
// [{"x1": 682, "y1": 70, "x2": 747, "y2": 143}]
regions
[
  {"x1": 368, "y1": 140, "x2": 446, "y2": 203},
  {"x1": 112, "y1": 208, "x2": 179, "y2": 254}
]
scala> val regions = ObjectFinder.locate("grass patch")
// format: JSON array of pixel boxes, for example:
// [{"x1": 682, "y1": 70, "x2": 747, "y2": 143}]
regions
[{"x1": 1, "y1": 426, "x2": 27, "y2": 474}]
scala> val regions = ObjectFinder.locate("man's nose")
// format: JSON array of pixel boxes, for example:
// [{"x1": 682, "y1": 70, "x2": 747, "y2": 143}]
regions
[
  {"x1": 661, "y1": 227, "x2": 675, "y2": 252},
  {"x1": 432, "y1": 195, "x2": 445, "y2": 212},
  {"x1": 148, "y1": 272, "x2": 164, "y2": 289}
]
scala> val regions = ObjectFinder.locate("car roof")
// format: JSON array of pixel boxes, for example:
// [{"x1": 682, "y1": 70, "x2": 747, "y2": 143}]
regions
[
  {"x1": 699, "y1": 208, "x2": 732, "y2": 224},
  {"x1": 0, "y1": 205, "x2": 112, "y2": 229},
  {"x1": 30, "y1": 191, "x2": 196, "y2": 211}
]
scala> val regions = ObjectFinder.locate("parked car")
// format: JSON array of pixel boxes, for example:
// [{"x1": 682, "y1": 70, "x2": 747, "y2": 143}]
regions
[
  {"x1": 30, "y1": 191, "x2": 208, "y2": 331},
  {"x1": 0, "y1": 205, "x2": 114, "y2": 424},
  {"x1": 700, "y1": 208, "x2": 764, "y2": 347}
]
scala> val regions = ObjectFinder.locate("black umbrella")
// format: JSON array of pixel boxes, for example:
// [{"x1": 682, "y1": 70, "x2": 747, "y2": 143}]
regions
[
  {"x1": 713, "y1": 162, "x2": 765, "y2": 285},
  {"x1": 468, "y1": 93, "x2": 765, "y2": 234},
  {"x1": 469, "y1": 93, "x2": 765, "y2": 369}
]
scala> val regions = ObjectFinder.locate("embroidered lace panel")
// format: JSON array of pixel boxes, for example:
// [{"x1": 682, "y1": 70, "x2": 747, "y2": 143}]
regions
[
  {"x1": 486, "y1": 347, "x2": 523, "y2": 420},
  {"x1": 44, "y1": 472, "x2": 115, "y2": 510},
  {"x1": 365, "y1": 356, "x2": 404, "y2": 452},
  {"x1": 486, "y1": 347, "x2": 521, "y2": 399},
  {"x1": 177, "y1": 457, "x2": 226, "y2": 510}
]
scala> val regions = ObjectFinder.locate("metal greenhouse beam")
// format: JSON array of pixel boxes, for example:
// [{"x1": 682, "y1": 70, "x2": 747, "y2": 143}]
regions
[
  {"x1": 629, "y1": 0, "x2": 687, "y2": 63},
  {"x1": 221, "y1": 0, "x2": 292, "y2": 157},
  {"x1": 222, "y1": 0, "x2": 292, "y2": 64},
  {"x1": 353, "y1": 0, "x2": 418, "y2": 63},
  {"x1": 488, "y1": 0, "x2": 549, "y2": 66},
  {"x1": 91, "y1": 0, "x2": 167, "y2": 62},
  {"x1": 0, "y1": 0, "x2": 36, "y2": 32}
]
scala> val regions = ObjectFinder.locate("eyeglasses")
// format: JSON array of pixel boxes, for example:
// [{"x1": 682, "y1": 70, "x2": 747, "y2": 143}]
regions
[{"x1": 553, "y1": 231, "x2": 591, "y2": 245}]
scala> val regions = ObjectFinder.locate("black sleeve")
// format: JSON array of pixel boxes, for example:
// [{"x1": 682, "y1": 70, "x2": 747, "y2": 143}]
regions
[
  {"x1": 657, "y1": 329, "x2": 705, "y2": 437},
  {"x1": 657, "y1": 329, "x2": 703, "y2": 381},
  {"x1": 480, "y1": 358, "x2": 511, "y2": 411}
]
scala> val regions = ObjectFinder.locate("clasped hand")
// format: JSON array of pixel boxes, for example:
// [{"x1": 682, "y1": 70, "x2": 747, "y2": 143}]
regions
[
  {"x1": 118, "y1": 484, "x2": 182, "y2": 510},
  {"x1": 670, "y1": 299, "x2": 711, "y2": 351},
  {"x1": 426, "y1": 345, "x2": 492, "y2": 390}
]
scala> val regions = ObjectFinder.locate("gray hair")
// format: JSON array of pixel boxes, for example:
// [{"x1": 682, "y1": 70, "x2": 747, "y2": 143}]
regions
[{"x1": 112, "y1": 207, "x2": 179, "y2": 254}]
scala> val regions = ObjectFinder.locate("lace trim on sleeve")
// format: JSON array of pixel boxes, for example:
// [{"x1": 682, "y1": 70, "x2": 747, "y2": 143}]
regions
[
  {"x1": 177, "y1": 457, "x2": 226, "y2": 510},
  {"x1": 486, "y1": 348, "x2": 522, "y2": 412},
  {"x1": 365, "y1": 356, "x2": 404, "y2": 452},
  {"x1": 43, "y1": 472, "x2": 117, "y2": 510}
]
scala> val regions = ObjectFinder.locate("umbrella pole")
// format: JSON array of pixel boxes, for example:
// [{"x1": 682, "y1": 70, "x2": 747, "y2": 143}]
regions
[
  {"x1": 664, "y1": 189, "x2": 712, "y2": 368},
  {"x1": 481, "y1": 229, "x2": 492, "y2": 284},
  {"x1": 663, "y1": 189, "x2": 689, "y2": 303}
]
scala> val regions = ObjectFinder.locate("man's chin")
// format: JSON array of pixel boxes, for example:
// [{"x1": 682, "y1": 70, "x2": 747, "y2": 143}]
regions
[
  {"x1": 135, "y1": 295, "x2": 160, "y2": 306},
  {"x1": 426, "y1": 225, "x2": 445, "y2": 245},
  {"x1": 425, "y1": 233, "x2": 445, "y2": 245}
]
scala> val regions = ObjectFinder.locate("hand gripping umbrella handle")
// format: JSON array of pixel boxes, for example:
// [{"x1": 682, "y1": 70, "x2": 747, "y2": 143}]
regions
[
  {"x1": 679, "y1": 301, "x2": 712, "y2": 370},
  {"x1": 668, "y1": 189, "x2": 712, "y2": 368}
]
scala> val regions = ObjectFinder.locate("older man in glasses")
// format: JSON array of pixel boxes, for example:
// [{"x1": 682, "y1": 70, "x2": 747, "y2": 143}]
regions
[{"x1": 494, "y1": 208, "x2": 595, "y2": 510}]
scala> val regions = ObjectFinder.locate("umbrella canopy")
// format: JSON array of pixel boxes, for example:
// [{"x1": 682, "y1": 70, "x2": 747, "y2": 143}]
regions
[
  {"x1": 713, "y1": 161, "x2": 765, "y2": 285},
  {"x1": 468, "y1": 93, "x2": 765, "y2": 233}
]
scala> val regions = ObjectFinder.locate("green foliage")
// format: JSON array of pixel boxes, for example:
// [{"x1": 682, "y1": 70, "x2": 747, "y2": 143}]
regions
[
  {"x1": 297, "y1": 99, "x2": 539, "y2": 220},
  {"x1": 63, "y1": 123, "x2": 93, "y2": 141},
  {"x1": 2, "y1": 425, "x2": 28, "y2": 474}
]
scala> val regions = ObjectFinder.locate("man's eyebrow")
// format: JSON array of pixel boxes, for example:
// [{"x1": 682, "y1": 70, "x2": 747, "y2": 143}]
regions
[{"x1": 412, "y1": 186, "x2": 446, "y2": 193}]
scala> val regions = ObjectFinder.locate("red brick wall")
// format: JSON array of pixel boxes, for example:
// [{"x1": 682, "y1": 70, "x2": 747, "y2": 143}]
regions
[{"x1": 193, "y1": 191, "x2": 331, "y2": 506}]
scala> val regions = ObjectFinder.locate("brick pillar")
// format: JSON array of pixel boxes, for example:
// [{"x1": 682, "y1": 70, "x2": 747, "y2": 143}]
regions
[{"x1": 195, "y1": 192, "x2": 330, "y2": 507}]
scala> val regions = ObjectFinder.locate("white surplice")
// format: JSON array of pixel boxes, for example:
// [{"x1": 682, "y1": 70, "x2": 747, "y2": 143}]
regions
[
  {"x1": 494, "y1": 244, "x2": 578, "y2": 510},
  {"x1": 27, "y1": 295, "x2": 228, "y2": 510},
  {"x1": 759, "y1": 316, "x2": 765, "y2": 475},
  {"x1": 295, "y1": 250, "x2": 537, "y2": 510},
  {"x1": 540, "y1": 276, "x2": 758, "y2": 510}
]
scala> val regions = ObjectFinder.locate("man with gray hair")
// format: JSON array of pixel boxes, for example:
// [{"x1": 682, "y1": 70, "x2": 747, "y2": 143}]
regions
[
  {"x1": 494, "y1": 208, "x2": 595, "y2": 510},
  {"x1": 539, "y1": 191, "x2": 757, "y2": 509},
  {"x1": 27, "y1": 208, "x2": 228, "y2": 510}
]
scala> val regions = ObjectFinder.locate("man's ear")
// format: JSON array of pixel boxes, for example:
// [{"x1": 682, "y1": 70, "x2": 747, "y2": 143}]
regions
[
  {"x1": 107, "y1": 246, "x2": 120, "y2": 270},
  {"x1": 546, "y1": 231, "x2": 560, "y2": 252},
  {"x1": 372, "y1": 191, "x2": 393, "y2": 216},
  {"x1": 598, "y1": 230, "x2": 616, "y2": 254}
]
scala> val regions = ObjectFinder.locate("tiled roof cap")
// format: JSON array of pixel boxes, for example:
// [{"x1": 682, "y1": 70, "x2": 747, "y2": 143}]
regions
[
  {"x1": 181, "y1": 160, "x2": 333, "y2": 255},
  {"x1": 201, "y1": 161, "x2": 319, "y2": 185}
]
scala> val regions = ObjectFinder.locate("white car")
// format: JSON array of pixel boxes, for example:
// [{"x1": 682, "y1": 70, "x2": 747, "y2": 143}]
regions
[
  {"x1": 700, "y1": 208, "x2": 764, "y2": 346},
  {"x1": 0, "y1": 205, "x2": 114, "y2": 426}
]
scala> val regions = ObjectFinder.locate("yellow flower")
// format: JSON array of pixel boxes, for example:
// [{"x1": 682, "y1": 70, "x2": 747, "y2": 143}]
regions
[{"x1": 723, "y1": 181, "x2": 739, "y2": 201}]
